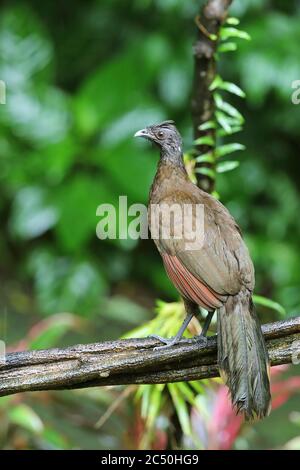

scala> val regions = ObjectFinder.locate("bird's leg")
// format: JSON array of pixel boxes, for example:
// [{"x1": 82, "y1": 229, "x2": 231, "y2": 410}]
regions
[
  {"x1": 178, "y1": 309, "x2": 215, "y2": 346},
  {"x1": 200, "y1": 310, "x2": 214, "y2": 337},
  {"x1": 150, "y1": 299, "x2": 205, "y2": 350},
  {"x1": 150, "y1": 300, "x2": 215, "y2": 350},
  {"x1": 150, "y1": 312, "x2": 194, "y2": 350}
]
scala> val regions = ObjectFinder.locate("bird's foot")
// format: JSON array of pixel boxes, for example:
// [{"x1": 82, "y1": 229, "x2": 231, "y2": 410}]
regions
[
  {"x1": 149, "y1": 334, "x2": 182, "y2": 351},
  {"x1": 149, "y1": 333, "x2": 207, "y2": 351},
  {"x1": 189, "y1": 333, "x2": 208, "y2": 346}
]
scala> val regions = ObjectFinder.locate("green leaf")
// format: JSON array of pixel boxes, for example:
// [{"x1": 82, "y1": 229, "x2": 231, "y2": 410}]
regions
[
  {"x1": 195, "y1": 167, "x2": 216, "y2": 179},
  {"x1": 168, "y1": 383, "x2": 192, "y2": 436},
  {"x1": 217, "y1": 126, "x2": 242, "y2": 137},
  {"x1": 221, "y1": 103, "x2": 244, "y2": 122},
  {"x1": 195, "y1": 153, "x2": 215, "y2": 163},
  {"x1": 215, "y1": 143, "x2": 245, "y2": 158},
  {"x1": 8, "y1": 404, "x2": 44, "y2": 434},
  {"x1": 209, "y1": 76, "x2": 246, "y2": 98},
  {"x1": 253, "y1": 295, "x2": 286, "y2": 317},
  {"x1": 176, "y1": 382, "x2": 196, "y2": 406},
  {"x1": 217, "y1": 161, "x2": 240, "y2": 173},
  {"x1": 218, "y1": 42, "x2": 237, "y2": 53},
  {"x1": 189, "y1": 381, "x2": 205, "y2": 395},
  {"x1": 218, "y1": 81, "x2": 246, "y2": 98},
  {"x1": 226, "y1": 17, "x2": 240, "y2": 26},
  {"x1": 214, "y1": 92, "x2": 224, "y2": 108},
  {"x1": 220, "y1": 27, "x2": 251, "y2": 41},
  {"x1": 209, "y1": 75, "x2": 223, "y2": 91},
  {"x1": 209, "y1": 33, "x2": 218, "y2": 41},
  {"x1": 198, "y1": 121, "x2": 216, "y2": 131},
  {"x1": 216, "y1": 111, "x2": 232, "y2": 133},
  {"x1": 194, "y1": 135, "x2": 215, "y2": 146},
  {"x1": 212, "y1": 190, "x2": 220, "y2": 200},
  {"x1": 147, "y1": 385, "x2": 163, "y2": 428},
  {"x1": 214, "y1": 95, "x2": 244, "y2": 122},
  {"x1": 140, "y1": 385, "x2": 152, "y2": 419}
]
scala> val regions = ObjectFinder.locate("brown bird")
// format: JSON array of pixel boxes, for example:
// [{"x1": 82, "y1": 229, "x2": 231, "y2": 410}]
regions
[{"x1": 134, "y1": 120, "x2": 271, "y2": 420}]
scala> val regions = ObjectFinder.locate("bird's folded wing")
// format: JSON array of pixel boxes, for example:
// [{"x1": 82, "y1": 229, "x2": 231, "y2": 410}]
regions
[
  {"x1": 151, "y1": 191, "x2": 254, "y2": 297},
  {"x1": 162, "y1": 251, "x2": 226, "y2": 310}
]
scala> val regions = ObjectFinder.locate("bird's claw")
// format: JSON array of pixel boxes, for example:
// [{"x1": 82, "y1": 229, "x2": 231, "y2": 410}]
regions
[
  {"x1": 149, "y1": 333, "x2": 207, "y2": 351},
  {"x1": 190, "y1": 334, "x2": 208, "y2": 346},
  {"x1": 149, "y1": 334, "x2": 180, "y2": 350}
]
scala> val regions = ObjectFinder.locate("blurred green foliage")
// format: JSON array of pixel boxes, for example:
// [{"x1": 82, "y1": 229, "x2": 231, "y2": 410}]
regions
[{"x1": 0, "y1": 0, "x2": 300, "y2": 450}]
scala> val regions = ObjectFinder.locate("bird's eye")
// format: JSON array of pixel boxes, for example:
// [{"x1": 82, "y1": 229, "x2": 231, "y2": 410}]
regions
[{"x1": 157, "y1": 130, "x2": 165, "y2": 139}]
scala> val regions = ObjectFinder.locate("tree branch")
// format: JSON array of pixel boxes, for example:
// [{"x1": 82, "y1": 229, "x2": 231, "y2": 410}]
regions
[
  {"x1": 0, "y1": 317, "x2": 299, "y2": 397},
  {"x1": 192, "y1": 0, "x2": 232, "y2": 192}
]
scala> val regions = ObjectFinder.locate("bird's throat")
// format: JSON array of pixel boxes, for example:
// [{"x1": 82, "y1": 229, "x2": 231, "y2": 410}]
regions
[{"x1": 160, "y1": 148, "x2": 185, "y2": 170}]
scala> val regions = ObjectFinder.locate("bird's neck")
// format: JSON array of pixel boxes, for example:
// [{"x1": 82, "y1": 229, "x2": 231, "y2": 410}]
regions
[
  {"x1": 160, "y1": 148, "x2": 185, "y2": 169},
  {"x1": 150, "y1": 150, "x2": 188, "y2": 203}
]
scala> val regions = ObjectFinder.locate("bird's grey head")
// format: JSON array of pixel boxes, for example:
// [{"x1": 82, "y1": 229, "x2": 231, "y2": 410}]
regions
[{"x1": 134, "y1": 120, "x2": 183, "y2": 164}]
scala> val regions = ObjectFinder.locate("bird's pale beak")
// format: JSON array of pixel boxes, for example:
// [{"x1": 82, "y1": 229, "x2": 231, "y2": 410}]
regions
[{"x1": 134, "y1": 128, "x2": 150, "y2": 139}]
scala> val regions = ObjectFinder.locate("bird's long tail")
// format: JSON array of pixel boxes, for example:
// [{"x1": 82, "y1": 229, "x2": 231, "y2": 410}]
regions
[{"x1": 217, "y1": 288, "x2": 271, "y2": 420}]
